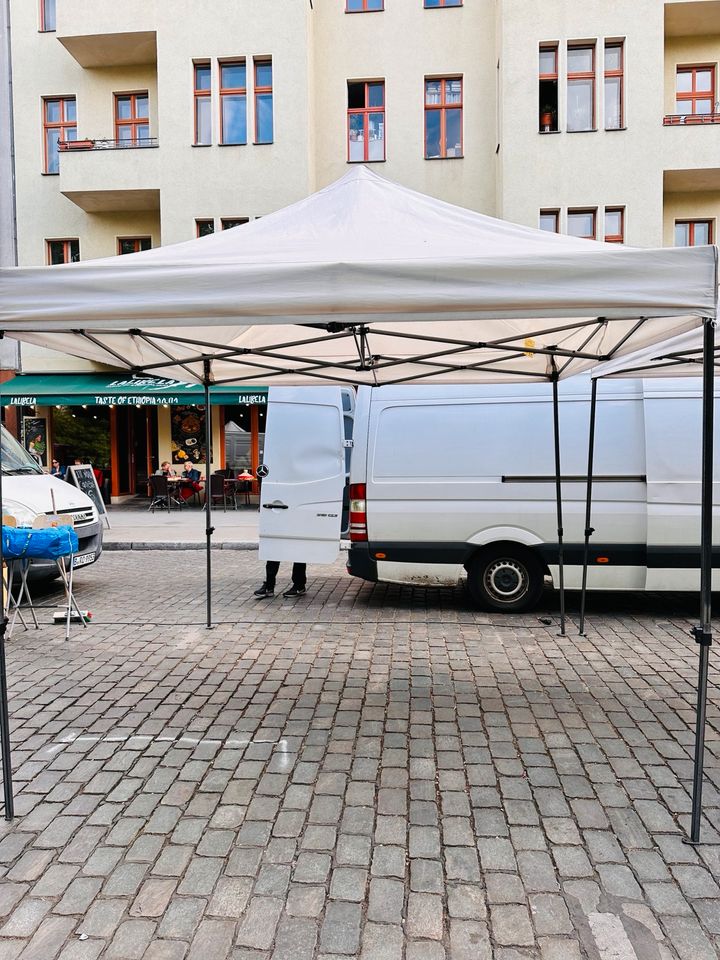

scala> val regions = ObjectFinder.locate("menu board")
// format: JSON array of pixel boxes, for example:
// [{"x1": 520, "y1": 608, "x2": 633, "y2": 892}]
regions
[
  {"x1": 67, "y1": 464, "x2": 110, "y2": 529},
  {"x1": 171, "y1": 405, "x2": 207, "y2": 465}
]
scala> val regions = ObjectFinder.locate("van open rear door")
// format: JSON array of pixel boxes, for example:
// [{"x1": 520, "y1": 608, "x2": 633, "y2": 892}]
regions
[{"x1": 258, "y1": 387, "x2": 350, "y2": 564}]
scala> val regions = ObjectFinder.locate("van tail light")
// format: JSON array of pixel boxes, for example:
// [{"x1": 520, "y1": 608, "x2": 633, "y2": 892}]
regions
[{"x1": 349, "y1": 483, "x2": 367, "y2": 542}]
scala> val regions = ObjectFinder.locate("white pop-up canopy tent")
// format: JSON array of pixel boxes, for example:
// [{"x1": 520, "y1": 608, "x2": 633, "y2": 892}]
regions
[
  {"x1": 0, "y1": 167, "x2": 717, "y2": 827},
  {"x1": 581, "y1": 324, "x2": 719, "y2": 844}
]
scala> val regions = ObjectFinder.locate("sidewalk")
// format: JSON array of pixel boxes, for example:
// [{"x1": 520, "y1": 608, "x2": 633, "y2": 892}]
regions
[{"x1": 103, "y1": 505, "x2": 261, "y2": 550}]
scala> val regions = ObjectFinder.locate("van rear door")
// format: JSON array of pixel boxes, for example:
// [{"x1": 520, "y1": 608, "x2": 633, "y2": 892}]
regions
[{"x1": 258, "y1": 386, "x2": 348, "y2": 563}]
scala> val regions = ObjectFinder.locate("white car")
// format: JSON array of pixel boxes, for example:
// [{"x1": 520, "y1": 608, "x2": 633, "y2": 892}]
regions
[{"x1": 2, "y1": 426, "x2": 103, "y2": 577}]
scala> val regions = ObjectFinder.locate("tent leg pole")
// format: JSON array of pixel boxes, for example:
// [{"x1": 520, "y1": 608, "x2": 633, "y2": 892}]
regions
[
  {"x1": 204, "y1": 360, "x2": 214, "y2": 631},
  {"x1": 0, "y1": 372, "x2": 14, "y2": 821},
  {"x1": 579, "y1": 378, "x2": 598, "y2": 636},
  {"x1": 687, "y1": 317, "x2": 714, "y2": 845},
  {"x1": 552, "y1": 370, "x2": 566, "y2": 636}
]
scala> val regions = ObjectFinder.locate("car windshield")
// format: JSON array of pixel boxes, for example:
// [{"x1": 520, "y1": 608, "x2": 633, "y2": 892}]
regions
[{"x1": 1, "y1": 426, "x2": 43, "y2": 476}]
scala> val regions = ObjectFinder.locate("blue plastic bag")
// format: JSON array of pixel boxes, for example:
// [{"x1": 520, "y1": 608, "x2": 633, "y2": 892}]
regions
[{"x1": 2, "y1": 525, "x2": 79, "y2": 560}]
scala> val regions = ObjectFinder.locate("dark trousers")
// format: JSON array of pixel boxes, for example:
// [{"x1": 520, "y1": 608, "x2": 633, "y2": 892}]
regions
[{"x1": 265, "y1": 561, "x2": 306, "y2": 590}]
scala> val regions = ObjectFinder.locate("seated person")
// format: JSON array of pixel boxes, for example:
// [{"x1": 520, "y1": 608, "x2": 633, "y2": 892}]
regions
[
  {"x1": 155, "y1": 461, "x2": 176, "y2": 477},
  {"x1": 180, "y1": 461, "x2": 202, "y2": 500},
  {"x1": 50, "y1": 459, "x2": 66, "y2": 479}
]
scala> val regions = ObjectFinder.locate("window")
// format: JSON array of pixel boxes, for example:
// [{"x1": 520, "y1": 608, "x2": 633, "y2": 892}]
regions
[
  {"x1": 118, "y1": 237, "x2": 151, "y2": 255},
  {"x1": 194, "y1": 63, "x2": 212, "y2": 145},
  {"x1": 604, "y1": 42, "x2": 623, "y2": 129},
  {"x1": 254, "y1": 59, "x2": 273, "y2": 143},
  {"x1": 567, "y1": 44, "x2": 595, "y2": 131},
  {"x1": 196, "y1": 219, "x2": 214, "y2": 237},
  {"x1": 539, "y1": 44, "x2": 559, "y2": 132},
  {"x1": 346, "y1": 0, "x2": 383, "y2": 10},
  {"x1": 115, "y1": 92, "x2": 149, "y2": 145},
  {"x1": 539, "y1": 210, "x2": 559, "y2": 233},
  {"x1": 221, "y1": 218, "x2": 249, "y2": 230},
  {"x1": 567, "y1": 208, "x2": 596, "y2": 239},
  {"x1": 604, "y1": 207, "x2": 624, "y2": 243},
  {"x1": 40, "y1": 0, "x2": 56, "y2": 31},
  {"x1": 46, "y1": 239, "x2": 79, "y2": 264},
  {"x1": 676, "y1": 66, "x2": 715, "y2": 116},
  {"x1": 220, "y1": 61, "x2": 247, "y2": 145},
  {"x1": 425, "y1": 0, "x2": 462, "y2": 6},
  {"x1": 675, "y1": 220, "x2": 713, "y2": 246},
  {"x1": 348, "y1": 81, "x2": 385, "y2": 162},
  {"x1": 43, "y1": 97, "x2": 76, "y2": 174},
  {"x1": 425, "y1": 77, "x2": 462, "y2": 158}
]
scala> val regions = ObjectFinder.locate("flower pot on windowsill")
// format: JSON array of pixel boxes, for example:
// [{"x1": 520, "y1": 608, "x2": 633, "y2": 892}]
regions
[{"x1": 60, "y1": 139, "x2": 95, "y2": 151}]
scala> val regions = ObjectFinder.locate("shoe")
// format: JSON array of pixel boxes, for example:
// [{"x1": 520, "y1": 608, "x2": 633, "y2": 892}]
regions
[
  {"x1": 253, "y1": 583, "x2": 274, "y2": 598},
  {"x1": 282, "y1": 585, "x2": 306, "y2": 598}
]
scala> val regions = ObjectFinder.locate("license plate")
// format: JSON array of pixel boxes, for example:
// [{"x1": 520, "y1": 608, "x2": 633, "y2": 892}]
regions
[{"x1": 73, "y1": 552, "x2": 96, "y2": 568}]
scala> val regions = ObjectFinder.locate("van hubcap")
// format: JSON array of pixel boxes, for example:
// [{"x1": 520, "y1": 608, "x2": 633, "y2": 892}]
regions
[{"x1": 485, "y1": 559, "x2": 528, "y2": 603}]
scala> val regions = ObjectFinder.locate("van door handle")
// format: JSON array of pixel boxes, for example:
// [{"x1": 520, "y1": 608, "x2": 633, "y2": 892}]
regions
[{"x1": 262, "y1": 501, "x2": 289, "y2": 510}]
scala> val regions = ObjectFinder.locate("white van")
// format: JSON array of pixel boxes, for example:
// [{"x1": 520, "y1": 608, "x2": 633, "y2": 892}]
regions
[
  {"x1": 2, "y1": 426, "x2": 103, "y2": 576},
  {"x1": 257, "y1": 379, "x2": 717, "y2": 611}
]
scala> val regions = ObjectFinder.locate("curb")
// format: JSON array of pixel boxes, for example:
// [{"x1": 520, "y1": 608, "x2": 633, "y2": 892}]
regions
[{"x1": 104, "y1": 541, "x2": 259, "y2": 551}]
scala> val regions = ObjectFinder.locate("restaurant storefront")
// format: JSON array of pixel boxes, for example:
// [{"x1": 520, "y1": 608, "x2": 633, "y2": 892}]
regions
[{"x1": 0, "y1": 373, "x2": 267, "y2": 501}]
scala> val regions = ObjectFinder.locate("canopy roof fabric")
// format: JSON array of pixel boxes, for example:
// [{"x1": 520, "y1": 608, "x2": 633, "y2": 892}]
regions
[
  {"x1": 0, "y1": 167, "x2": 717, "y2": 386},
  {"x1": 0, "y1": 373, "x2": 267, "y2": 406},
  {"x1": 590, "y1": 328, "x2": 720, "y2": 379}
]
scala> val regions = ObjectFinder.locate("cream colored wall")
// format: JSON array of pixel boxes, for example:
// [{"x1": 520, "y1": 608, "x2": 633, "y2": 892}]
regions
[
  {"x1": 499, "y1": 0, "x2": 667, "y2": 246},
  {"x1": 311, "y1": 0, "x2": 497, "y2": 213}
]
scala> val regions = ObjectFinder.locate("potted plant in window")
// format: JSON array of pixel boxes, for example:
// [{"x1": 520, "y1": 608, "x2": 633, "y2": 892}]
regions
[
  {"x1": 60, "y1": 138, "x2": 95, "y2": 151},
  {"x1": 539, "y1": 106, "x2": 556, "y2": 132}
]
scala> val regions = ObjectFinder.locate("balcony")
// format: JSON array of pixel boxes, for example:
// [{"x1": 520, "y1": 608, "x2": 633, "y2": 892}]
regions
[
  {"x1": 663, "y1": 113, "x2": 720, "y2": 125},
  {"x1": 56, "y1": 0, "x2": 156, "y2": 67},
  {"x1": 57, "y1": 139, "x2": 160, "y2": 213},
  {"x1": 665, "y1": 1, "x2": 720, "y2": 37}
]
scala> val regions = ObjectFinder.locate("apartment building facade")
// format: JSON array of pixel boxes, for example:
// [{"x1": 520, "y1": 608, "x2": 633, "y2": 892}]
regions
[{"x1": 3, "y1": 0, "x2": 719, "y2": 496}]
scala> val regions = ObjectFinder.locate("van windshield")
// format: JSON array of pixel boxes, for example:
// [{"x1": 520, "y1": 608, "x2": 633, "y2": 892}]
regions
[{"x1": 1, "y1": 426, "x2": 43, "y2": 476}]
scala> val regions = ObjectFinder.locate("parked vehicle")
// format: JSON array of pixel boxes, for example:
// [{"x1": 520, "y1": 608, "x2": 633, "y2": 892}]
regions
[
  {"x1": 1, "y1": 426, "x2": 103, "y2": 577},
  {"x1": 258, "y1": 379, "x2": 717, "y2": 611}
]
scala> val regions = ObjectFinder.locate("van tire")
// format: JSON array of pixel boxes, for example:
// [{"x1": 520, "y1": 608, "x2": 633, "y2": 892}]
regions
[{"x1": 467, "y1": 546, "x2": 544, "y2": 613}]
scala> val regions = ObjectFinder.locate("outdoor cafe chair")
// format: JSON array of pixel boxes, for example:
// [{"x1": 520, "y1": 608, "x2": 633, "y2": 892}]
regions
[
  {"x1": 148, "y1": 474, "x2": 184, "y2": 513},
  {"x1": 209, "y1": 473, "x2": 237, "y2": 512}
]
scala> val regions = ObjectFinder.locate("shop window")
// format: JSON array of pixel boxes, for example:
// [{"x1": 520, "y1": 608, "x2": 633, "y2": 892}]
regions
[
  {"x1": 46, "y1": 239, "x2": 79, "y2": 264},
  {"x1": 539, "y1": 44, "x2": 559, "y2": 132},
  {"x1": 118, "y1": 237, "x2": 151, "y2": 255},
  {"x1": 115, "y1": 92, "x2": 149, "y2": 145},
  {"x1": 40, "y1": 0, "x2": 56, "y2": 31},
  {"x1": 43, "y1": 97, "x2": 76, "y2": 174},
  {"x1": 567, "y1": 44, "x2": 595, "y2": 131},
  {"x1": 346, "y1": 0, "x2": 383, "y2": 10},
  {"x1": 220, "y1": 60, "x2": 247, "y2": 145},
  {"x1": 254, "y1": 59, "x2": 273, "y2": 144},
  {"x1": 221, "y1": 218, "x2": 249, "y2": 229},
  {"x1": 194, "y1": 62, "x2": 212, "y2": 145},
  {"x1": 567, "y1": 208, "x2": 596, "y2": 239},
  {"x1": 539, "y1": 210, "x2": 559, "y2": 233},
  {"x1": 604, "y1": 42, "x2": 624, "y2": 129},
  {"x1": 676, "y1": 65, "x2": 715, "y2": 116},
  {"x1": 196, "y1": 219, "x2": 214, "y2": 237},
  {"x1": 348, "y1": 80, "x2": 385, "y2": 162},
  {"x1": 425, "y1": 77, "x2": 462, "y2": 158},
  {"x1": 604, "y1": 207, "x2": 624, "y2": 243},
  {"x1": 675, "y1": 220, "x2": 713, "y2": 246}
]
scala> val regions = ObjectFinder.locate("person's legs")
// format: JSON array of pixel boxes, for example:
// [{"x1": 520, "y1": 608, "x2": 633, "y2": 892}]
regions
[
  {"x1": 254, "y1": 560, "x2": 279, "y2": 598},
  {"x1": 291, "y1": 563, "x2": 307, "y2": 589}
]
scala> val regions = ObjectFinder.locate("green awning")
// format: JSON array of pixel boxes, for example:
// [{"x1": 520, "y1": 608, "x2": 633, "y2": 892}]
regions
[{"x1": 0, "y1": 374, "x2": 267, "y2": 407}]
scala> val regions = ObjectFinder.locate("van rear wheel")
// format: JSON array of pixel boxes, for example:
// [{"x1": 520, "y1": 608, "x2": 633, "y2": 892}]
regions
[{"x1": 467, "y1": 547, "x2": 544, "y2": 613}]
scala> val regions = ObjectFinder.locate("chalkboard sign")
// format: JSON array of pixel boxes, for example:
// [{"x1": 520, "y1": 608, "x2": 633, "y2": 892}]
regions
[{"x1": 67, "y1": 464, "x2": 110, "y2": 529}]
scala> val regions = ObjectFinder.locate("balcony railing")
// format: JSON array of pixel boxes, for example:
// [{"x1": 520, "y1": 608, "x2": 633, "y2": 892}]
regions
[
  {"x1": 663, "y1": 114, "x2": 720, "y2": 126},
  {"x1": 59, "y1": 138, "x2": 159, "y2": 151}
]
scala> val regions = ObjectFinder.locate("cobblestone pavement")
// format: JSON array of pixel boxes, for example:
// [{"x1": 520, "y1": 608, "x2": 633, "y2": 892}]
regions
[{"x1": 0, "y1": 551, "x2": 718, "y2": 960}]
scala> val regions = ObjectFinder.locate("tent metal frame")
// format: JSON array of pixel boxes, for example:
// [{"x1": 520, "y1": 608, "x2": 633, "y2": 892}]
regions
[{"x1": 578, "y1": 317, "x2": 716, "y2": 844}]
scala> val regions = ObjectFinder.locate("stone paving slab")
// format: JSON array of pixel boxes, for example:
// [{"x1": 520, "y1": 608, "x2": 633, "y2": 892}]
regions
[{"x1": 1, "y1": 551, "x2": 718, "y2": 959}]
